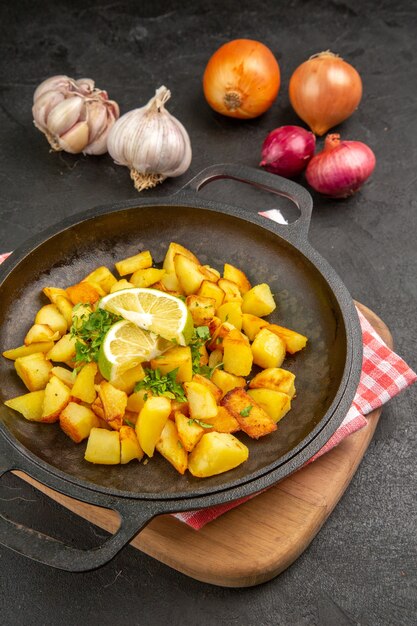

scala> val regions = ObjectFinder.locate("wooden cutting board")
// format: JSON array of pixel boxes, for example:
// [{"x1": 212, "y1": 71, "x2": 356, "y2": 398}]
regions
[{"x1": 14, "y1": 302, "x2": 391, "y2": 587}]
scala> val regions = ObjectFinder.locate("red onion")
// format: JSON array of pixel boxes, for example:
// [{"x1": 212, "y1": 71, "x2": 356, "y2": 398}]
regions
[
  {"x1": 260, "y1": 125, "x2": 316, "y2": 178},
  {"x1": 305, "y1": 134, "x2": 376, "y2": 198}
]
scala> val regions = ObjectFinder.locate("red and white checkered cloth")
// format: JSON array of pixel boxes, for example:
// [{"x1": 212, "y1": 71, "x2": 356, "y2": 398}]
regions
[{"x1": 1, "y1": 252, "x2": 415, "y2": 530}]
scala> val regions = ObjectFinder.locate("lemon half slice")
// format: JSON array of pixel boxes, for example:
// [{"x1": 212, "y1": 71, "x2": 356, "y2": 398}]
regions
[
  {"x1": 98, "y1": 320, "x2": 173, "y2": 381},
  {"x1": 99, "y1": 287, "x2": 193, "y2": 346}
]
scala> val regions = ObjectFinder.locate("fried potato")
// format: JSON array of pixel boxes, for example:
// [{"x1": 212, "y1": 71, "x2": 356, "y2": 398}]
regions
[
  {"x1": 60, "y1": 402, "x2": 100, "y2": 442},
  {"x1": 221, "y1": 387, "x2": 277, "y2": 439},
  {"x1": 188, "y1": 431, "x2": 249, "y2": 477}
]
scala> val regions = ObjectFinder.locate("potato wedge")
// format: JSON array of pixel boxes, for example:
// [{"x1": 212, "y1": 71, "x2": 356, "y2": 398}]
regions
[
  {"x1": 98, "y1": 381, "x2": 127, "y2": 430},
  {"x1": 59, "y1": 402, "x2": 100, "y2": 442},
  {"x1": 24, "y1": 324, "x2": 60, "y2": 345},
  {"x1": 130, "y1": 267, "x2": 166, "y2": 288},
  {"x1": 188, "y1": 431, "x2": 249, "y2": 477},
  {"x1": 251, "y1": 328, "x2": 286, "y2": 369},
  {"x1": 174, "y1": 254, "x2": 218, "y2": 296},
  {"x1": 120, "y1": 425, "x2": 144, "y2": 463},
  {"x1": 45, "y1": 333, "x2": 77, "y2": 363},
  {"x1": 4, "y1": 390, "x2": 45, "y2": 422},
  {"x1": 15, "y1": 352, "x2": 53, "y2": 391},
  {"x1": 223, "y1": 329, "x2": 253, "y2": 376},
  {"x1": 241, "y1": 313, "x2": 269, "y2": 341},
  {"x1": 267, "y1": 324, "x2": 308, "y2": 354},
  {"x1": 184, "y1": 381, "x2": 218, "y2": 420},
  {"x1": 41, "y1": 375, "x2": 71, "y2": 422},
  {"x1": 217, "y1": 301, "x2": 243, "y2": 331},
  {"x1": 50, "y1": 366, "x2": 75, "y2": 388},
  {"x1": 247, "y1": 388, "x2": 291, "y2": 423},
  {"x1": 66, "y1": 282, "x2": 101, "y2": 306},
  {"x1": 192, "y1": 373, "x2": 222, "y2": 403},
  {"x1": 242, "y1": 283, "x2": 276, "y2": 317},
  {"x1": 210, "y1": 368, "x2": 246, "y2": 398},
  {"x1": 217, "y1": 278, "x2": 243, "y2": 303},
  {"x1": 150, "y1": 346, "x2": 192, "y2": 383},
  {"x1": 54, "y1": 295, "x2": 74, "y2": 329},
  {"x1": 110, "y1": 363, "x2": 145, "y2": 394},
  {"x1": 42, "y1": 286, "x2": 68, "y2": 303},
  {"x1": 110, "y1": 279, "x2": 134, "y2": 293},
  {"x1": 126, "y1": 388, "x2": 151, "y2": 413},
  {"x1": 186, "y1": 295, "x2": 216, "y2": 327},
  {"x1": 202, "y1": 405, "x2": 240, "y2": 434},
  {"x1": 156, "y1": 419, "x2": 188, "y2": 474},
  {"x1": 115, "y1": 250, "x2": 152, "y2": 276},
  {"x1": 221, "y1": 387, "x2": 277, "y2": 438},
  {"x1": 136, "y1": 395, "x2": 172, "y2": 457},
  {"x1": 35, "y1": 304, "x2": 68, "y2": 336},
  {"x1": 174, "y1": 411, "x2": 205, "y2": 452},
  {"x1": 82, "y1": 266, "x2": 117, "y2": 293},
  {"x1": 84, "y1": 428, "x2": 120, "y2": 464},
  {"x1": 71, "y1": 362, "x2": 97, "y2": 404},
  {"x1": 249, "y1": 367, "x2": 296, "y2": 398},
  {"x1": 223, "y1": 263, "x2": 252, "y2": 294},
  {"x1": 197, "y1": 280, "x2": 225, "y2": 309},
  {"x1": 3, "y1": 342, "x2": 55, "y2": 361}
]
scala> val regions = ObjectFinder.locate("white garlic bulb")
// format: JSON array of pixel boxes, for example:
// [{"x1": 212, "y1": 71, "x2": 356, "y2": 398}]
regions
[
  {"x1": 32, "y1": 75, "x2": 120, "y2": 155},
  {"x1": 107, "y1": 86, "x2": 192, "y2": 191}
]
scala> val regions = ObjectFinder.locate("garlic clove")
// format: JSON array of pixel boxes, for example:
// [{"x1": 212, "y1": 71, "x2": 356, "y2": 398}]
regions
[
  {"x1": 46, "y1": 96, "x2": 85, "y2": 137},
  {"x1": 32, "y1": 90, "x2": 66, "y2": 132},
  {"x1": 84, "y1": 103, "x2": 119, "y2": 155},
  {"x1": 75, "y1": 78, "x2": 95, "y2": 95},
  {"x1": 86, "y1": 100, "x2": 108, "y2": 144},
  {"x1": 33, "y1": 75, "x2": 73, "y2": 102},
  {"x1": 59, "y1": 121, "x2": 90, "y2": 154}
]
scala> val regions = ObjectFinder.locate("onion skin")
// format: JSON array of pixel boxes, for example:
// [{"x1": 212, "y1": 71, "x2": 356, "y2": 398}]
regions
[
  {"x1": 305, "y1": 134, "x2": 376, "y2": 198},
  {"x1": 289, "y1": 51, "x2": 362, "y2": 136},
  {"x1": 260, "y1": 125, "x2": 316, "y2": 178},
  {"x1": 203, "y1": 39, "x2": 280, "y2": 119}
]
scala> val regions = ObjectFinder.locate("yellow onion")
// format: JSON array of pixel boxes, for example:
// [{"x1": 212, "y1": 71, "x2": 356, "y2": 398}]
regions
[
  {"x1": 289, "y1": 51, "x2": 362, "y2": 136},
  {"x1": 203, "y1": 39, "x2": 280, "y2": 119}
]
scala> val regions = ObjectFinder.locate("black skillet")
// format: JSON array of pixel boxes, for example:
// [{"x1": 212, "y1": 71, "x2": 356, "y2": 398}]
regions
[{"x1": 0, "y1": 164, "x2": 363, "y2": 571}]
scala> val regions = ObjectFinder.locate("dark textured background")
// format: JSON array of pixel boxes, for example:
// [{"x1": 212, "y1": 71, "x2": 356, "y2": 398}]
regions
[{"x1": 0, "y1": 1, "x2": 416, "y2": 625}]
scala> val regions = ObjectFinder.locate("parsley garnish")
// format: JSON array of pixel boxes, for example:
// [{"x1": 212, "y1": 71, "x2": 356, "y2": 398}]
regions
[
  {"x1": 240, "y1": 405, "x2": 253, "y2": 417},
  {"x1": 123, "y1": 417, "x2": 136, "y2": 428},
  {"x1": 70, "y1": 306, "x2": 122, "y2": 368},
  {"x1": 188, "y1": 418, "x2": 213, "y2": 429},
  {"x1": 189, "y1": 326, "x2": 211, "y2": 375},
  {"x1": 134, "y1": 368, "x2": 187, "y2": 403}
]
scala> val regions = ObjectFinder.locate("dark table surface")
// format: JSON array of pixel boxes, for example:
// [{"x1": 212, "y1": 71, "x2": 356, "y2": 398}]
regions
[{"x1": 1, "y1": 1, "x2": 416, "y2": 625}]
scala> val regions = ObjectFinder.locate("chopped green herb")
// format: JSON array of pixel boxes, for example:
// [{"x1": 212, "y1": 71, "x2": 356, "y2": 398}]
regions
[
  {"x1": 198, "y1": 361, "x2": 224, "y2": 379},
  {"x1": 188, "y1": 418, "x2": 213, "y2": 429},
  {"x1": 70, "y1": 307, "x2": 122, "y2": 368},
  {"x1": 177, "y1": 440, "x2": 183, "y2": 449},
  {"x1": 135, "y1": 367, "x2": 187, "y2": 403},
  {"x1": 240, "y1": 404, "x2": 253, "y2": 417},
  {"x1": 189, "y1": 326, "x2": 212, "y2": 375},
  {"x1": 123, "y1": 417, "x2": 136, "y2": 428}
]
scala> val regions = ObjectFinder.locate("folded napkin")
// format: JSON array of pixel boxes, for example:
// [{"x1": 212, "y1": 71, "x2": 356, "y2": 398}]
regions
[{"x1": 1, "y1": 252, "x2": 415, "y2": 530}]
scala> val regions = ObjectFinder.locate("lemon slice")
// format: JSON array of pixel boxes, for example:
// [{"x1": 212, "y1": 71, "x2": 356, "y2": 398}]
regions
[
  {"x1": 99, "y1": 288, "x2": 193, "y2": 346},
  {"x1": 98, "y1": 320, "x2": 173, "y2": 381}
]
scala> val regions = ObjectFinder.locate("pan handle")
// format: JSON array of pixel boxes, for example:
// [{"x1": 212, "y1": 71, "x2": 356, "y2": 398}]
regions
[
  {"x1": 181, "y1": 163, "x2": 313, "y2": 242},
  {"x1": 0, "y1": 433, "x2": 157, "y2": 572}
]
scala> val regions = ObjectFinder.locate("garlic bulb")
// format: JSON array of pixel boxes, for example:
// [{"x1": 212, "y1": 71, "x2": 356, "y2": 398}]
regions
[
  {"x1": 32, "y1": 75, "x2": 120, "y2": 155},
  {"x1": 107, "y1": 86, "x2": 192, "y2": 191}
]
